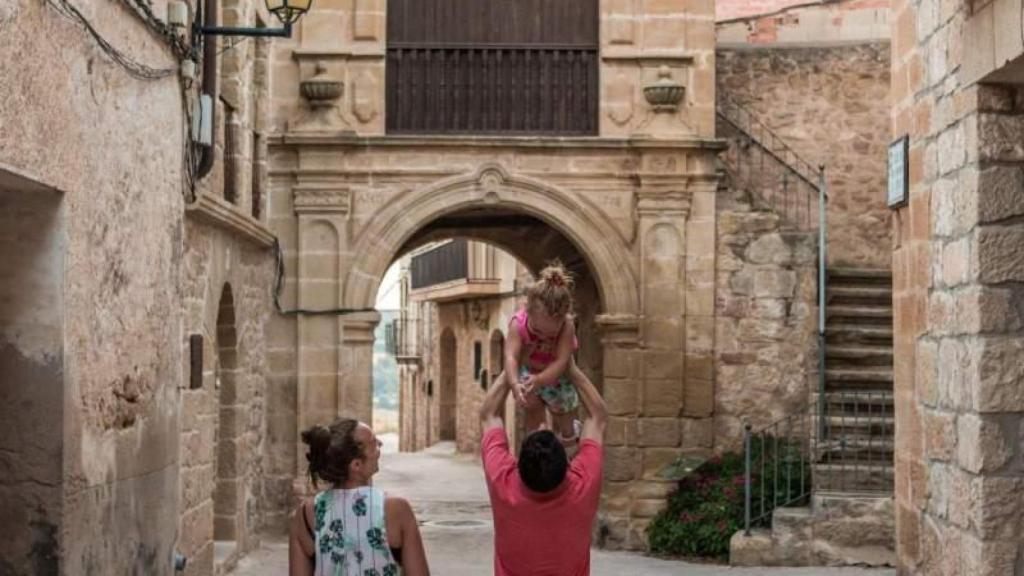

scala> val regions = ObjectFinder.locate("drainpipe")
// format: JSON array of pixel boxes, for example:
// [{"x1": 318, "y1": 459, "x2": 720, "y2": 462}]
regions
[{"x1": 196, "y1": 0, "x2": 218, "y2": 180}]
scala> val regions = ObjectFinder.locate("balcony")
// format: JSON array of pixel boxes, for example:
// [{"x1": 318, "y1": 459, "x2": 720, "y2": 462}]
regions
[
  {"x1": 409, "y1": 239, "x2": 502, "y2": 302},
  {"x1": 385, "y1": 317, "x2": 420, "y2": 362}
]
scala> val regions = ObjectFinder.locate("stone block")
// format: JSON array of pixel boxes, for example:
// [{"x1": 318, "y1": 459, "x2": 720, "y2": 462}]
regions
[
  {"x1": 682, "y1": 377, "x2": 713, "y2": 417},
  {"x1": 956, "y1": 413, "x2": 1012, "y2": 473},
  {"x1": 970, "y1": 476, "x2": 1024, "y2": 540},
  {"x1": 604, "y1": 378, "x2": 638, "y2": 416},
  {"x1": 641, "y1": 447, "x2": 682, "y2": 479},
  {"x1": 746, "y1": 234, "x2": 792, "y2": 265},
  {"x1": 729, "y1": 529, "x2": 776, "y2": 566},
  {"x1": 685, "y1": 354, "x2": 713, "y2": 381},
  {"x1": 685, "y1": 316, "x2": 714, "y2": 354},
  {"x1": 603, "y1": 347, "x2": 639, "y2": 380},
  {"x1": 960, "y1": 534, "x2": 1021, "y2": 576},
  {"x1": 753, "y1": 269, "x2": 797, "y2": 298},
  {"x1": 604, "y1": 416, "x2": 637, "y2": 447},
  {"x1": 963, "y1": 336, "x2": 1024, "y2": 416},
  {"x1": 605, "y1": 447, "x2": 641, "y2": 481},
  {"x1": 974, "y1": 226, "x2": 1024, "y2": 283},
  {"x1": 642, "y1": 378, "x2": 683, "y2": 417},
  {"x1": 631, "y1": 479, "x2": 676, "y2": 500},
  {"x1": 630, "y1": 499, "x2": 667, "y2": 519},
  {"x1": 978, "y1": 165, "x2": 1024, "y2": 223},
  {"x1": 978, "y1": 112, "x2": 1024, "y2": 163},
  {"x1": 643, "y1": 350, "x2": 683, "y2": 380},
  {"x1": 922, "y1": 410, "x2": 956, "y2": 462},
  {"x1": 680, "y1": 417, "x2": 713, "y2": 449},
  {"x1": 637, "y1": 418, "x2": 680, "y2": 447}
]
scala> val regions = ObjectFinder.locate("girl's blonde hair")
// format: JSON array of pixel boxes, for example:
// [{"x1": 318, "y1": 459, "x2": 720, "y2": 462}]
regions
[{"x1": 525, "y1": 262, "x2": 574, "y2": 318}]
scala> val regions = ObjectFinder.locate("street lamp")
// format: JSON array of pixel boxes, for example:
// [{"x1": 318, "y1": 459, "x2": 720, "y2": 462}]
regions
[{"x1": 197, "y1": 0, "x2": 312, "y2": 37}]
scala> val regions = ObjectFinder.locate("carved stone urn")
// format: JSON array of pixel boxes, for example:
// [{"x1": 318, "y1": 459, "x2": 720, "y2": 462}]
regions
[
  {"x1": 643, "y1": 65, "x2": 685, "y2": 112},
  {"x1": 300, "y1": 62, "x2": 344, "y2": 108},
  {"x1": 291, "y1": 61, "x2": 351, "y2": 132}
]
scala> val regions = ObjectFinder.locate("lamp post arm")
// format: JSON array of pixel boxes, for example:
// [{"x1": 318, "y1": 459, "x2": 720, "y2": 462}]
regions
[{"x1": 198, "y1": 22, "x2": 292, "y2": 37}]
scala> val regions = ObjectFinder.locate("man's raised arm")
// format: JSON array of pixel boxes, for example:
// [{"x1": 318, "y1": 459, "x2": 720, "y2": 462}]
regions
[
  {"x1": 478, "y1": 371, "x2": 511, "y2": 433},
  {"x1": 569, "y1": 360, "x2": 607, "y2": 444}
]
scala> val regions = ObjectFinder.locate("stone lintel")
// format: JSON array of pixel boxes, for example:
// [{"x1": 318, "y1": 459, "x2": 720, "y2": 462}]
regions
[
  {"x1": 291, "y1": 48, "x2": 386, "y2": 62},
  {"x1": 293, "y1": 185, "x2": 351, "y2": 214},
  {"x1": 185, "y1": 192, "x2": 276, "y2": 248}
]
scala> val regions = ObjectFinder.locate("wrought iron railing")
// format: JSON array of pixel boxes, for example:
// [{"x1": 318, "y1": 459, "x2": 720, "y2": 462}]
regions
[
  {"x1": 384, "y1": 317, "x2": 419, "y2": 358},
  {"x1": 743, "y1": 391, "x2": 895, "y2": 532},
  {"x1": 716, "y1": 95, "x2": 824, "y2": 232},
  {"x1": 743, "y1": 406, "x2": 814, "y2": 533}
]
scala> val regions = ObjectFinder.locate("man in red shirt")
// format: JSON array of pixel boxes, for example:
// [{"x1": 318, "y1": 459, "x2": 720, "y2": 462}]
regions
[{"x1": 478, "y1": 361, "x2": 607, "y2": 576}]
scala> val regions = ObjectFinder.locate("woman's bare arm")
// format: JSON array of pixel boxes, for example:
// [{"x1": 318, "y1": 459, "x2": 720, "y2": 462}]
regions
[
  {"x1": 288, "y1": 501, "x2": 315, "y2": 576},
  {"x1": 387, "y1": 496, "x2": 430, "y2": 576}
]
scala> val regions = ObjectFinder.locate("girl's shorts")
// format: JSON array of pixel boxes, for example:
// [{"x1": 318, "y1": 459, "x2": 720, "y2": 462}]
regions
[{"x1": 519, "y1": 366, "x2": 579, "y2": 414}]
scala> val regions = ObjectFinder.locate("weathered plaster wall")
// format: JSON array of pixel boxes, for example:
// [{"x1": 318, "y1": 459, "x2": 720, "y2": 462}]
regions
[
  {"x1": 717, "y1": 0, "x2": 889, "y2": 46},
  {"x1": 717, "y1": 43, "x2": 893, "y2": 269},
  {"x1": 890, "y1": 0, "x2": 1024, "y2": 572},
  {"x1": 0, "y1": 0, "x2": 184, "y2": 572},
  {"x1": 0, "y1": 180, "x2": 63, "y2": 576},
  {"x1": 714, "y1": 185, "x2": 819, "y2": 447}
]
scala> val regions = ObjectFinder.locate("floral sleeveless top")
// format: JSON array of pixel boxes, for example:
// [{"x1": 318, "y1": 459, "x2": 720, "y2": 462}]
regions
[{"x1": 313, "y1": 486, "x2": 400, "y2": 576}]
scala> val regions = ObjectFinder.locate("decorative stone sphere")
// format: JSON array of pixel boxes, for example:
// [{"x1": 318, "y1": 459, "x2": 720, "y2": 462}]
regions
[
  {"x1": 643, "y1": 65, "x2": 684, "y2": 112},
  {"x1": 300, "y1": 62, "x2": 344, "y2": 106}
]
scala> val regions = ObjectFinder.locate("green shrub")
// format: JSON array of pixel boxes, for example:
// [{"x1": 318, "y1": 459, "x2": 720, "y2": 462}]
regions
[{"x1": 646, "y1": 437, "x2": 810, "y2": 560}]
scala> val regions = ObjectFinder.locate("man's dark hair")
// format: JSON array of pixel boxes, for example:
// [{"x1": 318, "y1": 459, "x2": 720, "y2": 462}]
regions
[{"x1": 518, "y1": 430, "x2": 568, "y2": 493}]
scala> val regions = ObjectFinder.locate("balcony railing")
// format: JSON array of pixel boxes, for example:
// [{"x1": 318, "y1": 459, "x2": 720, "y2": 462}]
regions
[
  {"x1": 410, "y1": 239, "x2": 468, "y2": 290},
  {"x1": 385, "y1": 317, "x2": 419, "y2": 358}
]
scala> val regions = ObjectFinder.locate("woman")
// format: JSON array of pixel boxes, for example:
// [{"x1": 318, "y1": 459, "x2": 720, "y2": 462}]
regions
[{"x1": 289, "y1": 418, "x2": 430, "y2": 576}]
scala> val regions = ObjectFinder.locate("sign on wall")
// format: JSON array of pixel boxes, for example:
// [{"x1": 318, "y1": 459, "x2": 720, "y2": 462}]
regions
[{"x1": 888, "y1": 135, "x2": 909, "y2": 208}]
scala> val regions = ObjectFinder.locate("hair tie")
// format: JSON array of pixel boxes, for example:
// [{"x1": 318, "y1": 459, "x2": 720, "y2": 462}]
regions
[{"x1": 549, "y1": 275, "x2": 563, "y2": 287}]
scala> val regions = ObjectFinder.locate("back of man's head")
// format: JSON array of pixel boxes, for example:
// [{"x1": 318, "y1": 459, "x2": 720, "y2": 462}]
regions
[{"x1": 518, "y1": 430, "x2": 568, "y2": 493}]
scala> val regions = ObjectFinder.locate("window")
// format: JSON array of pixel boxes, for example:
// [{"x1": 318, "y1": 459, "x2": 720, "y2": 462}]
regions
[{"x1": 386, "y1": 0, "x2": 598, "y2": 135}]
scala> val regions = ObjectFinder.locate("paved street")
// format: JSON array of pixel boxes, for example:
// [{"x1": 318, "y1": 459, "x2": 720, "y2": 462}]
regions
[{"x1": 231, "y1": 435, "x2": 895, "y2": 576}]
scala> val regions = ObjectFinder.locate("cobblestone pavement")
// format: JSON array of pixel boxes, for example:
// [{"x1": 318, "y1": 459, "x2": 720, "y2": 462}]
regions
[{"x1": 231, "y1": 435, "x2": 895, "y2": 576}]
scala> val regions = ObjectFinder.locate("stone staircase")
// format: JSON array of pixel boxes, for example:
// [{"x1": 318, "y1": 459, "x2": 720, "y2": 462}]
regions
[{"x1": 816, "y1": 267, "x2": 894, "y2": 494}]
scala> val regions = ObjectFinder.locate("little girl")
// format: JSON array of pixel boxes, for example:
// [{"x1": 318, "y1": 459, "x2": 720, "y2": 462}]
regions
[{"x1": 504, "y1": 263, "x2": 581, "y2": 445}]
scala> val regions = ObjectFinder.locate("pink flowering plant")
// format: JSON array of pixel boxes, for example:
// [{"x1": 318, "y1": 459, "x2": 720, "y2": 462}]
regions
[{"x1": 647, "y1": 437, "x2": 809, "y2": 559}]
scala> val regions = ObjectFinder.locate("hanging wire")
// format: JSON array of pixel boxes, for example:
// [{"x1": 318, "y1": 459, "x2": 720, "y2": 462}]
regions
[
  {"x1": 45, "y1": 0, "x2": 178, "y2": 80},
  {"x1": 272, "y1": 239, "x2": 379, "y2": 317}
]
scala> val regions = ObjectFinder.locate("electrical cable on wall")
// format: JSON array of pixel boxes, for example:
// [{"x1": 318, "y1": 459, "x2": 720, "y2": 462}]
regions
[
  {"x1": 45, "y1": 0, "x2": 178, "y2": 80},
  {"x1": 272, "y1": 239, "x2": 379, "y2": 317}
]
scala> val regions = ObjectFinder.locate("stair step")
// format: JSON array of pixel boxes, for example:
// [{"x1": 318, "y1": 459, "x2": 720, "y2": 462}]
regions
[
  {"x1": 827, "y1": 323, "x2": 893, "y2": 343},
  {"x1": 813, "y1": 462, "x2": 894, "y2": 493},
  {"x1": 828, "y1": 268, "x2": 893, "y2": 281},
  {"x1": 826, "y1": 345, "x2": 893, "y2": 366},
  {"x1": 827, "y1": 285, "x2": 892, "y2": 306},
  {"x1": 826, "y1": 367, "x2": 893, "y2": 383},
  {"x1": 827, "y1": 305, "x2": 893, "y2": 319}
]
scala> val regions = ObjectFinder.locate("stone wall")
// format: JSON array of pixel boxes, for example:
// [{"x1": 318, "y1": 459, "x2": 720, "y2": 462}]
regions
[
  {"x1": 178, "y1": 221, "x2": 275, "y2": 575},
  {"x1": 717, "y1": 43, "x2": 893, "y2": 269},
  {"x1": 890, "y1": 0, "x2": 1024, "y2": 572},
  {"x1": 0, "y1": 0, "x2": 185, "y2": 572},
  {"x1": 714, "y1": 184, "x2": 819, "y2": 447}
]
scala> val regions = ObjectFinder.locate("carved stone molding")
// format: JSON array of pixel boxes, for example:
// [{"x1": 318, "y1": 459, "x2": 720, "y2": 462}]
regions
[
  {"x1": 186, "y1": 192, "x2": 276, "y2": 248},
  {"x1": 636, "y1": 187, "x2": 691, "y2": 217},
  {"x1": 293, "y1": 185, "x2": 352, "y2": 214},
  {"x1": 595, "y1": 313, "x2": 641, "y2": 347}
]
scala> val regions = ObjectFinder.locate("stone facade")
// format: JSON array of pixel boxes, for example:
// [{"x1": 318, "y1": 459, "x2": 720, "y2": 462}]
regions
[
  {"x1": 266, "y1": 0, "x2": 723, "y2": 551},
  {"x1": 891, "y1": 0, "x2": 1024, "y2": 574},
  {"x1": 717, "y1": 43, "x2": 893, "y2": 269}
]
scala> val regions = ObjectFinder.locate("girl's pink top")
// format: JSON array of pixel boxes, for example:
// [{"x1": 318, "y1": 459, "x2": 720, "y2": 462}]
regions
[{"x1": 512, "y1": 308, "x2": 578, "y2": 371}]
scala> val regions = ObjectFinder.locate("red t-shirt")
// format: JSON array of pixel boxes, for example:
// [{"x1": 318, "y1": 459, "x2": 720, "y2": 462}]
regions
[{"x1": 481, "y1": 427, "x2": 604, "y2": 576}]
